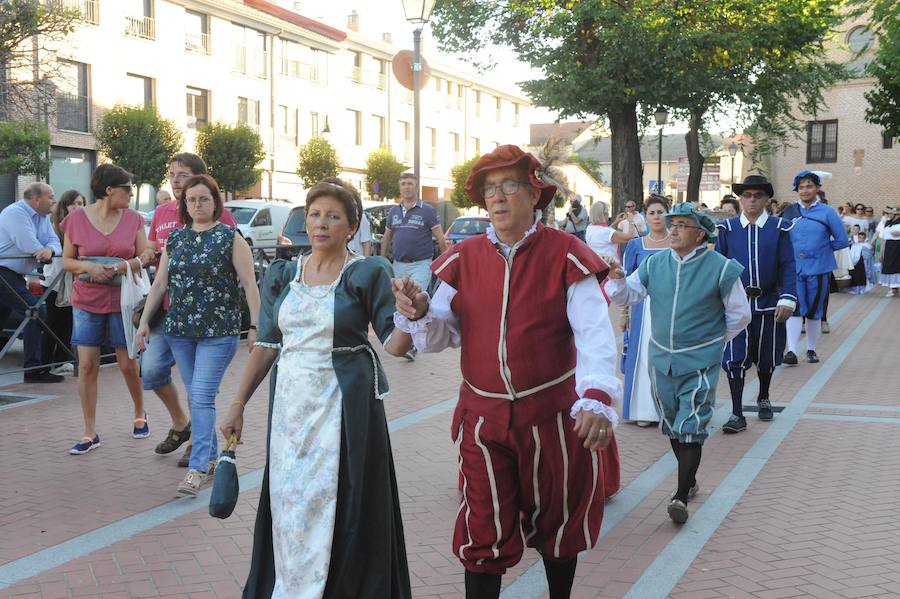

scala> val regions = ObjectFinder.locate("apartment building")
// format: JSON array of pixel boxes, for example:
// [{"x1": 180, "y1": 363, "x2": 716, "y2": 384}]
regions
[
  {"x1": 9, "y1": 0, "x2": 531, "y2": 208},
  {"x1": 763, "y1": 17, "x2": 899, "y2": 209}
]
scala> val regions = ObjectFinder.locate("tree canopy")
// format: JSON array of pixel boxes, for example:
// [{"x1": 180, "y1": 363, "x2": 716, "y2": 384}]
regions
[
  {"x1": 196, "y1": 123, "x2": 265, "y2": 198},
  {"x1": 860, "y1": 0, "x2": 900, "y2": 137},
  {"x1": 364, "y1": 149, "x2": 405, "y2": 199},
  {"x1": 94, "y1": 105, "x2": 182, "y2": 205},
  {"x1": 450, "y1": 156, "x2": 479, "y2": 209},
  {"x1": 297, "y1": 136, "x2": 340, "y2": 188},
  {"x1": 0, "y1": 119, "x2": 50, "y2": 179}
]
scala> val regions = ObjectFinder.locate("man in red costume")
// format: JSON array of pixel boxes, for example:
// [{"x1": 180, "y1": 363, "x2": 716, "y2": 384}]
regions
[{"x1": 393, "y1": 145, "x2": 621, "y2": 599}]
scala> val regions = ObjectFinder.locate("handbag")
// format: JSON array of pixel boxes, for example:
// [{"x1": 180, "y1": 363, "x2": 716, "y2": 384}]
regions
[
  {"x1": 55, "y1": 272, "x2": 73, "y2": 307},
  {"x1": 209, "y1": 435, "x2": 240, "y2": 519}
]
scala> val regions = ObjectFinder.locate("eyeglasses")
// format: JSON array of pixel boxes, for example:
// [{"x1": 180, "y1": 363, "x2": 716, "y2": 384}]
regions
[
  {"x1": 740, "y1": 191, "x2": 768, "y2": 200},
  {"x1": 668, "y1": 222, "x2": 703, "y2": 232},
  {"x1": 481, "y1": 179, "x2": 525, "y2": 198},
  {"x1": 625, "y1": 204, "x2": 636, "y2": 209},
  {"x1": 855, "y1": 207, "x2": 865, "y2": 212},
  {"x1": 185, "y1": 196, "x2": 213, "y2": 205},
  {"x1": 168, "y1": 172, "x2": 193, "y2": 182}
]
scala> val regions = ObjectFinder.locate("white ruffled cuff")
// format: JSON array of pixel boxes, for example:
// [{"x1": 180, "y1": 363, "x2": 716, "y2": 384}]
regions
[
  {"x1": 254, "y1": 341, "x2": 281, "y2": 349},
  {"x1": 393, "y1": 310, "x2": 434, "y2": 352},
  {"x1": 569, "y1": 398, "x2": 620, "y2": 428}
]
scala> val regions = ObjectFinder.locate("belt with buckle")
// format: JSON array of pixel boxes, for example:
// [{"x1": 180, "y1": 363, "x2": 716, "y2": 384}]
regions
[{"x1": 745, "y1": 285, "x2": 774, "y2": 298}]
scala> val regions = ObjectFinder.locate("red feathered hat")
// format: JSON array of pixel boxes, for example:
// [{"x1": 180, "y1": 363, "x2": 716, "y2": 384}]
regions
[{"x1": 465, "y1": 145, "x2": 557, "y2": 209}]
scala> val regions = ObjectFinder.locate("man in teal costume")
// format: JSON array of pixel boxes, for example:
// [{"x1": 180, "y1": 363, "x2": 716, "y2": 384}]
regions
[{"x1": 607, "y1": 203, "x2": 751, "y2": 524}]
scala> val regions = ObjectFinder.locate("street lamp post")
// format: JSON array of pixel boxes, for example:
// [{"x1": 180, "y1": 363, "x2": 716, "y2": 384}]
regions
[
  {"x1": 654, "y1": 106, "x2": 669, "y2": 196},
  {"x1": 401, "y1": 0, "x2": 437, "y2": 191},
  {"x1": 728, "y1": 141, "x2": 738, "y2": 184}
]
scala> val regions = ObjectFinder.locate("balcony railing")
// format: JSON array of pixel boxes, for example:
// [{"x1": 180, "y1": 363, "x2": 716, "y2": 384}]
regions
[
  {"x1": 61, "y1": 0, "x2": 99, "y2": 25},
  {"x1": 125, "y1": 15, "x2": 155, "y2": 40},
  {"x1": 281, "y1": 59, "x2": 319, "y2": 83},
  {"x1": 401, "y1": 90, "x2": 413, "y2": 105},
  {"x1": 56, "y1": 93, "x2": 89, "y2": 132},
  {"x1": 513, "y1": 114, "x2": 520, "y2": 127},
  {"x1": 348, "y1": 66, "x2": 363, "y2": 83},
  {"x1": 375, "y1": 72, "x2": 386, "y2": 90},
  {"x1": 233, "y1": 47, "x2": 268, "y2": 78},
  {"x1": 185, "y1": 32, "x2": 211, "y2": 55}
]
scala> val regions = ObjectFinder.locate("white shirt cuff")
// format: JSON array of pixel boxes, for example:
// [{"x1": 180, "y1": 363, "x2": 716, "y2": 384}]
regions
[{"x1": 569, "y1": 398, "x2": 620, "y2": 428}]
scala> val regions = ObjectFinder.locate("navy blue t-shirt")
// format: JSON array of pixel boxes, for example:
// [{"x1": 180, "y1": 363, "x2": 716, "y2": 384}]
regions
[{"x1": 387, "y1": 200, "x2": 439, "y2": 262}]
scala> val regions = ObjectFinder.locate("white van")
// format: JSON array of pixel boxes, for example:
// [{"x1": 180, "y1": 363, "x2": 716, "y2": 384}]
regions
[{"x1": 225, "y1": 200, "x2": 292, "y2": 248}]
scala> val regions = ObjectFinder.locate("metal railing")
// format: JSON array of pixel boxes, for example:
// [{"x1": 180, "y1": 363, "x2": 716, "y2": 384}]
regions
[
  {"x1": 281, "y1": 58, "x2": 319, "y2": 82},
  {"x1": 60, "y1": 0, "x2": 99, "y2": 25},
  {"x1": 233, "y1": 47, "x2": 267, "y2": 78},
  {"x1": 348, "y1": 66, "x2": 363, "y2": 83},
  {"x1": 125, "y1": 15, "x2": 155, "y2": 40},
  {"x1": 185, "y1": 32, "x2": 211, "y2": 55},
  {"x1": 56, "y1": 92, "x2": 89, "y2": 132}
]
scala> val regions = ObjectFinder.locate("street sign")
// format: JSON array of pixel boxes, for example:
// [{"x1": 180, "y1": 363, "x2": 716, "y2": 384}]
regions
[{"x1": 676, "y1": 157, "x2": 721, "y2": 192}]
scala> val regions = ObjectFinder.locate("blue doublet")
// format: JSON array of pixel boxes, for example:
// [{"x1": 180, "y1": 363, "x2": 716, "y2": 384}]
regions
[{"x1": 715, "y1": 213, "x2": 797, "y2": 372}]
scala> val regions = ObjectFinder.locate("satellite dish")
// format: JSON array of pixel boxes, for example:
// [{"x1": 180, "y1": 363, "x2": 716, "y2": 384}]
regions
[{"x1": 392, "y1": 50, "x2": 431, "y2": 91}]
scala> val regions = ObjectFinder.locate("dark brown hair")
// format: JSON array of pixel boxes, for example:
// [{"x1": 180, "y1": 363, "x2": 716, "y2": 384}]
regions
[
  {"x1": 645, "y1": 195, "x2": 669, "y2": 212},
  {"x1": 91, "y1": 164, "x2": 133, "y2": 199},
  {"x1": 179, "y1": 174, "x2": 224, "y2": 226},
  {"x1": 53, "y1": 189, "x2": 85, "y2": 239},
  {"x1": 305, "y1": 177, "x2": 362, "y2": 231},
  {"x1": 169, "y1": 152, "x2": 207, "y2": 175}
]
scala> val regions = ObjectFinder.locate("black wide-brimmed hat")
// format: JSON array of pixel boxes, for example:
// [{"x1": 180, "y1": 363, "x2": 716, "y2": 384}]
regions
[{"x1": 732, "y1": 174, "x2": 774, "y2": 198}]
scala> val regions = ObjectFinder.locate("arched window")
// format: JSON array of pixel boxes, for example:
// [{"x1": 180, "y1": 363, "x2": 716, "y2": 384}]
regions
[{"x1": 846, "y1": 26, "x2": 876, "y2": 76}]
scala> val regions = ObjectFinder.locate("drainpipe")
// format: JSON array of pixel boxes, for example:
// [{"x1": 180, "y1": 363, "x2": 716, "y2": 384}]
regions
[{"x1": 268, "y1": 30, "x2": 282, "y2": 200}]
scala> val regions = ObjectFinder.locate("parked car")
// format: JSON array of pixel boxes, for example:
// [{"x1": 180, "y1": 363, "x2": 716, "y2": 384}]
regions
[
  {"x1": 225, "y1": 200, "x2": 292, "y2": 248},
  {"x1": 445, "y1": 216, "x2": 491, "y2": 246},
  {"x1": 277, "y1": 201, "x2": 394, "y2": 260}
]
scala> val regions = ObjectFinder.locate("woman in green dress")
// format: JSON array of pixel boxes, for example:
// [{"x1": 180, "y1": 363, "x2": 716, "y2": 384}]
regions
[{"x1": 220, "y1": 179, "x2": 413, "y2": 599}]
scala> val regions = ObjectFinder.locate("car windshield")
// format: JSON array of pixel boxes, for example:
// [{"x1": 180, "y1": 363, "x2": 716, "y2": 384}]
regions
[
  {"x1": 449, "y1": 218, "x2": 490, "y2": 235},
  {"x1": 228, "y1": 207, "x2": 257, "y2": 225},
  {"x1": 283, "y1": 208, "x2": 307, "y2": 233}
]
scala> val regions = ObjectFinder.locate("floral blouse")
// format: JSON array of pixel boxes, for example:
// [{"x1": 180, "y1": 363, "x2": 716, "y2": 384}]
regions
[{"x1": 164, "y1": 223, "x2": 241, "y2": 338}]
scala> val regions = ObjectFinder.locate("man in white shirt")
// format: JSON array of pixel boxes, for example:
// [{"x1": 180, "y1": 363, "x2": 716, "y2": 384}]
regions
[{"x1": 347, "y1": 211, "x2": 372, "y2": 256}]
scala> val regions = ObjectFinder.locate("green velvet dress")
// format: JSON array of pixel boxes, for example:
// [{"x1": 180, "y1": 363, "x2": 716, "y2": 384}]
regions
[{"x1": 242, "y1": 257, "x2": 411, "y2": 599}]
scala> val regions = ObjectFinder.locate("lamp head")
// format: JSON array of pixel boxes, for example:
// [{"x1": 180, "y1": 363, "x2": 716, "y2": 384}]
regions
[
  {"x1": 402, "y1": 0, "x2": 437, "y2": 24},
  {"x1": 654, "y1": 106, "x2": 669, "y2": 126},
  {"x1": 728, "y1": 141, "x2": 738, "y2": 157}
]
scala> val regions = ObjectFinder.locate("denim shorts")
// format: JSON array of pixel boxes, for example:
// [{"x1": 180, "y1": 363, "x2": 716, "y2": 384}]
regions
[
  {"x1": 71, "y1": 307, "x2": 127, "y2": 349},
  {"x1": 139, "y1": 323, "x2": 176, "y2": 390}
]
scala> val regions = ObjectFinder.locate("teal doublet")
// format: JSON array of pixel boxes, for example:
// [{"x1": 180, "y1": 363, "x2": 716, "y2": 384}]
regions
[{"x1": 638, "y1": 247, "x2": 744, "y2": 443}]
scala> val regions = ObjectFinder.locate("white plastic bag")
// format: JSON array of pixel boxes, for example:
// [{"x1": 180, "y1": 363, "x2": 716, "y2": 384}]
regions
[{"x1": 120, "y1": 260, "x2": 151, "y2": 359}]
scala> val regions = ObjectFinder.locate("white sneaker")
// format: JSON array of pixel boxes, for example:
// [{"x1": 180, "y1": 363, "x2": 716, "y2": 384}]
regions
[
  {"x1": 49, "y1": 363, "x2": 74, "y2": 376},
  {"x1": 177, "y1": 469, "x2": 207, "y2": 497}
]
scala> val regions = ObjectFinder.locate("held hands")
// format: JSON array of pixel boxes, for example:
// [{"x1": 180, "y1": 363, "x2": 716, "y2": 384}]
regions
[
  {"x1": 220, "y1": 401, "x2": 245, "y2": 442},
  {"x1": 573, "y1": 409, "x2": 613, "y2": 451},
  {"x1": 392, "y1": 276, "x2": 429, "y2": 320},
  {"x1": 774, "y1": 305, "x2": 793, "y2": 323},
  {"x1": 606, "y1": 258, "x2": 626, "y2": 280},
  {"x1": 89, "y1": 263, "x2": 116, "y2": 283}
]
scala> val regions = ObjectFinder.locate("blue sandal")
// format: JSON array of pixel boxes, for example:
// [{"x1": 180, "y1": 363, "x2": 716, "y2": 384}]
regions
[{"x1": 69, "y1": 434, "x2": 101, "y2": 455}]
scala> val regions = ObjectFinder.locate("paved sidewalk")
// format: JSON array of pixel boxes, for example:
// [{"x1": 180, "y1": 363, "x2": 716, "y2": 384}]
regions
[{"x1": 0, "y1": 290, "x2": 897, "y2": 598}]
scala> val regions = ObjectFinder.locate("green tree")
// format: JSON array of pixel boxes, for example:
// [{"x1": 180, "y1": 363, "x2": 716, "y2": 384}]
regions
[
  {"x1": 0, "y1": 119, "x2": 50, "y2": 179},
  {"x1": 0, "y1": 0, "x2": 79, "y2": 119},
  {"x1": 94, "y1": 104, "x2": 182, "y2": 206},
  {"x1": 196, "y1": 123, "x2": 265, "y2": 198},
  {"x1": 569, "y1": 152, "x2": 605, "y2": 186},
  {"x1": 860, "y1": 0, "x2": 900, "y2": 137},
  {"x1": 297, "y1": 136, "x2": 340, "y2": 188},
  {"x1": 364, "y1": 149, "x2": 405, "y2": 199},
  {"x1": 450, "y1": 156, "x2": 479, "y2": 209},
  {"x1": 432, "y1": 0, "x2": 844, "y2": 207}
]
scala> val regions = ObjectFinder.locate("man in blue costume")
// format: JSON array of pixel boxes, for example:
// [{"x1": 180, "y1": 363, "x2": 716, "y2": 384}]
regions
[
  {"x1": 779, "y1": 170, "x2": 849, "y2": 365},
  {"x1": 607, "y1": 203, "x2": 751, "y2": 524},
  {"x1": 715, "y1": 175, "x2": 797, "y2": 433}
]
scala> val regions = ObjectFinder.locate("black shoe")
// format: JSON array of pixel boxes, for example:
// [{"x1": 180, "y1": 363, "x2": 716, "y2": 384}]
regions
[
  {"x1": 757, "y1": 399, "x2": 774, "y2": 421},
  {"x1": 807, "y1": 350, "x2": 820, "y2": 364},
  {"x1": 782, "y1": 351, "x2": 798, "y2": 366},
  {"x1": 722, "y1": 414, "x2": 747, "y2": 433},
  {"x1": 177, "y1": 444, "x2": 192, "y2": 468},
  {"x1": 24, "y1": 370, "x2": 64, "y2": 383}
]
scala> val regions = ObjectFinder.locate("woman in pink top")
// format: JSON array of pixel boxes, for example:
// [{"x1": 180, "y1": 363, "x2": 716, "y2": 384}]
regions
[{"x1": 61, "y1": 164, "x2": 156, "y2": 455}]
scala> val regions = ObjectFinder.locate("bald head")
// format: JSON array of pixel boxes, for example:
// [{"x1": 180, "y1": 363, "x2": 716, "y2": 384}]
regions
[
  {"x1": 23, "y1": 183, "x2": 55, "y2": 215},
  {"x1": 156, "y1": 189, "x2": 172, "y2": 205}
]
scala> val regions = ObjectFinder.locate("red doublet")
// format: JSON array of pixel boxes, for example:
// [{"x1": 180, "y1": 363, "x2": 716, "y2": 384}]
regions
[{"x1": 431, "y1": 224, "x2": 621, "y2": 573}]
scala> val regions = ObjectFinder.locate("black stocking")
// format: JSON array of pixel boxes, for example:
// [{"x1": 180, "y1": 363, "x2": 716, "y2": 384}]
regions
[
  {"x1": 465, "y1": 570, "x2": 501, "y2": 599},
  {"x1": 727, "y1": 373, "x2": 745, "y2": 417},
  {"x1": 757, "y1": 368, "x2": 773, "y2": 401},
  {"x1": 543, "y1": 557, "x2": 578, "y2": 599},
  {"x1": 673, "y1": 441, "x2": 702, "y2": 503}
]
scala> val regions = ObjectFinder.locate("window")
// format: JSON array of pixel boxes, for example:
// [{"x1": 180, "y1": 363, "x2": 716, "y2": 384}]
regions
[
  {"x1": 806, "y1": 120, "x2": 838, "y2": 163},
  {"x1": 232, "y1": 24, "x2": 267, "y2": 78},
  {"x1": 278, "y1": 105, "x2": 298, "y2": 145},
  {"x1": 457, "y1": 85, "x2": 464, "y2": 111},
  {"x1": 186, "y1": 86, "x2": 208, "y2": 129},
  {"x1": 434, "y1": 77, "x2": 441, "y2": 110},
  {"x1": 238, "y1": 97, "x2": 260, "y2": 132},
  {"x1": 472, "y1": 137, "x2": 481, "y2": 156},
  {"x1": 400, "y1": 120, "x2": 410, "y2": 161},
  {"x1": 125, "y1": 0, "x2": 155, "y2": 40},
  {"x1": 445, "y1": 80, "x2": 454, "y2": 109},
  {"x1": 513, "y1": 103, "x2": 520, "y2": 126},
  {"x1": 374, "y1": 115, "x2": 386, "y2": 148},
  {"x1": 884, "y1": 132, "x2": 895, "y2": 150},
  {"x1": 125, "y1": 73, "x2": 153, "y2": 108},
  {"x1": 281, "y1": 40, "x2": 324, "y2": 82},
  {"x1": 495, "y1": 97, "x2": 502, "y2": 121},
  {"x1": 450, "y1": 132, "x2": 460, "y2": 164},
  {"x1": 57, "y1": 60, "x2": 89, "y2": 132},
  {"x1": 70, "y1": 0, "x2": 100, "y2": 26},
  {"x1": 349, "y1": 51, "x2": 362, "y2": 83},
  {"x1": 185, "y1": 10, "x2": 210, "y2": 55},
  {"x1": 427, "y1": 127, "x2": 437, "y2": 166},
  {"x1": 374, "y1": 58, "x2": 387, "y2": 89},
  {"x1": 475, "y1": 90, "x2": 481, "y2": 117},
  {"x1": 311, "y1": 111, "x2": 320, "y2": 136},
  {"x1": 846, "y1": 26, "x2": 876, "y2": 76},
  {"x1": 254, "y1": 209, "x2": 271, "y2": 226},
  {"x1": 348, "y1": 109, "x2": 362, "y2": 145}
]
